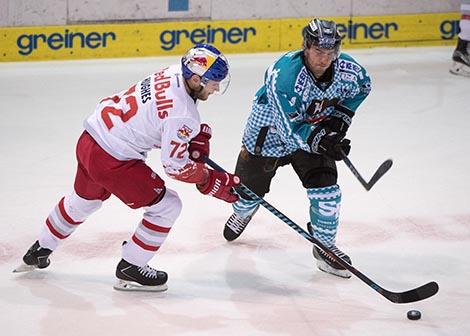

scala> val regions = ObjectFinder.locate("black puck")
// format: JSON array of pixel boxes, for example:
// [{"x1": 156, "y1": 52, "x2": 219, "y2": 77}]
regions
[{"x1": 407, "y1": 310, "x2": 421, "y2": 320}]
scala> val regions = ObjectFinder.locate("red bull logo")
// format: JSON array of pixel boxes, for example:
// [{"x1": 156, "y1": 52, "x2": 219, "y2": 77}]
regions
[
  {"x1": 177, "y1": 125, "x2": 193, "y2": 140},
  {"x1": 192, "y1": 56, "x2": 208, "y2": 68}
]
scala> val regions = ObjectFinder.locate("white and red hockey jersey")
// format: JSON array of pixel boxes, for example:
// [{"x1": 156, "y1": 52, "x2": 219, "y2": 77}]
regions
[{"x1": 84, "y1": 64, "x2": 202, "y2": 180}]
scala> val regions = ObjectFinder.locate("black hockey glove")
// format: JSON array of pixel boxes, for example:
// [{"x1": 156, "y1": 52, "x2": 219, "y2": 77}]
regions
[
  {"x1": 308, "y1": 127, "x2": 351, "y2": 161},
  {"x1": 322, "y1": 108, "x2": 354, "y2": 135}
]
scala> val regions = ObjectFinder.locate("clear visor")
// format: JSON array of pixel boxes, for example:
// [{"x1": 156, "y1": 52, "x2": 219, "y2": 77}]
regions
[{"x1": 201, "y1": 73, "x2": 231, "y2": 95}]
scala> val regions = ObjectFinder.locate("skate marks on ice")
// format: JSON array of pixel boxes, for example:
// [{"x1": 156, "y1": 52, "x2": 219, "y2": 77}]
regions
[
  {"x1": 0, "y1": 241, "x2": 18, "y2": 264},
  {"x1": 5, "y1": 246, "x2": 366, "y2": 336},
  {"x1": 1, "y1": 231, "x2": 130, "y2": 267},
  {"x1": 3, "y1": 211, "x2": 469, "y2": 268},
  {"x1": 178, "y1": 243, "x2": 393, "y2": 335},
  {"x1": 3, "y1": 217, "x2": 468, "y2": 336},
  {"x1": 337, "y1": 213, "x2": 470, "y2": 246},
  {"x1": 7, "y1": 271, "x2": 231, "y2": 336}
]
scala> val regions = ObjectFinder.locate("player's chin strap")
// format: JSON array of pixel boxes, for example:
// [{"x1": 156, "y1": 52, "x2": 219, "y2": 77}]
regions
[
  {"x1": 184, "y1": 77, "x2": 205, "y2": 100},
  {"x1": 205, "y1": 156, "x2": 439, "y2": 304},
  {"x1": 191, "y1": 85, "x2": 204, "y2": 100},
  {"x1": 191, "y1": 86, "x2": 205, "y2": 100}
]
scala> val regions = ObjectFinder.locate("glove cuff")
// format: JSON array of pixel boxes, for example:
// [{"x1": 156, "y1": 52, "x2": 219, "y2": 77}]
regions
[
  {"x1": 200, "y1": 123, "x2": 212, "y2": 139},
  {"x1": 331, "y1": 106, "x2": 354, "y2": 132},
  {"x1": 307, "y1": 127, "x2": 327, "y2": 154}
]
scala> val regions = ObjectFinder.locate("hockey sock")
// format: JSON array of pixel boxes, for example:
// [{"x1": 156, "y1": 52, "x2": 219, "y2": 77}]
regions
[
  {"x1": 122, "y1": 189, "x2": 181, "y2": 267},
  {"x1": 459, "y1": 2, "x2": 470, "y2": 41},
  {"x1": 307, "y1": 184, "x2": 342, "y2": 247},
  {"x1": 40, "y1": 190, "x2": 103, "y2": 250},
  {"x1": 123, "y1": 219, "x2": 173, "y2": 267},
  {"x1": 232, "y1": 196, "x2": 260, "y2": 218}
]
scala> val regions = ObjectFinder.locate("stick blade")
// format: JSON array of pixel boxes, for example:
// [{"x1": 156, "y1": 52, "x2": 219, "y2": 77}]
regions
[
  {"x1": 386, "y1": 281, "x2": 439, "y2": 303},
  {"x1": 366, "y1": 159, "x2": 393, "y2": 190}
]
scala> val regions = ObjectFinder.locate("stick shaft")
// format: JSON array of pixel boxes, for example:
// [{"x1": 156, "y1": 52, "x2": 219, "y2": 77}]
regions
[{"x1": 205, "y1": 157, "x2": 437, "y2": 304}]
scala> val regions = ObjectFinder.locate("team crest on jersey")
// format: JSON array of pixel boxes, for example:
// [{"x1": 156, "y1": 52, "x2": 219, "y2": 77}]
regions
[{"x1": 177, "y1": 125, "x2": 193, "y2": 140}]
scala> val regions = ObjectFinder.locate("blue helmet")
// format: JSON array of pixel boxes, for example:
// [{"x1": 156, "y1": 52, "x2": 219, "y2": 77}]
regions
[{"x1": 181, "y1": 44, "x2": 229, "y2": 83}]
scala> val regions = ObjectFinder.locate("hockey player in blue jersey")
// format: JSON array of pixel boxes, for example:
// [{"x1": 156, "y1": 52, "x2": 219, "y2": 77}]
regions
[{"x1": 223, "y1": 18, "x2": 372, "y2": 278}]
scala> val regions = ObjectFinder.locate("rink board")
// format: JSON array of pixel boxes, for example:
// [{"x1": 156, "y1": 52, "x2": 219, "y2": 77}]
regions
[{"x1": 0, "y1": 12, "x2": 461, "y2": 62}]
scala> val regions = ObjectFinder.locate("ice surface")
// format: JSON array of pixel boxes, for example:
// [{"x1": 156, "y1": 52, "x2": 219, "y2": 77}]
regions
[{"x1": 1, "y1": 46, "x2": 469, "y2": 336}]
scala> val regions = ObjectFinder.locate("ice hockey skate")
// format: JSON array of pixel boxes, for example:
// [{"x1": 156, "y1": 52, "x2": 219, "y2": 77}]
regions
[
  {"x1": 223, "y1": 205, "x2": 259, "y2": 241},
  {"x1": 450, "y1": 37, "x2": 470, "y2": 77},
  {"x1": 114, "y1": 259, "x2": 168, "y2": 292},
  {"x1": 13, "y1": 240, "x2": 53, "y2": 273},
  {"x1": 307, "y1": 222, "x2": 352, "y2": 278}
]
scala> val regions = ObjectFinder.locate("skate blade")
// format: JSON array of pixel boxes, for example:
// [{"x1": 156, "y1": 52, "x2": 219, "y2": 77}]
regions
[
  {"x1": 450, "y1": 62, "x2": 470, "y2": 77},
  {"x1": 12, "y1": 263, "x2": 38, "y2": 273},
  {"x1": 113, "y1": 280, "x2": 168, "y2": 292},
  {"x1": 317, "y1": 261, "x2": 352, "y2": 279}
]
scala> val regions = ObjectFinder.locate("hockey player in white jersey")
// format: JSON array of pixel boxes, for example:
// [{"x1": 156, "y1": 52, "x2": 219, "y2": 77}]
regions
[
  {"x1": 14, "y1": 44, "x2": 240, "y2": 292},
  {"x1": 450, "y1": 0, "x2": 470, "y2": 77},
  {"x1": 223, "y1": 18, "x2": 371, "y2": 279}
]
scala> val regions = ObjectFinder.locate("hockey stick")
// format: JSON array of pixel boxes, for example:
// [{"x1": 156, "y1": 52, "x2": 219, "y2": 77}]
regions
[
  {"x1": 341, "y1": 151, "x2": 393, "y2": 191},
  {"x1": 206, "y1": 157, "x2": 438, "y2": 304}
]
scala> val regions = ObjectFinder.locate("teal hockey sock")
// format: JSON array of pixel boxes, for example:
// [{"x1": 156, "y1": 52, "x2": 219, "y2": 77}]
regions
[
  {"x1": 307, "y1": 184, "x2": 342, "y2": 247},
  {"x1": 233, "y1": 196, "x2": 260, "y2": 218}
]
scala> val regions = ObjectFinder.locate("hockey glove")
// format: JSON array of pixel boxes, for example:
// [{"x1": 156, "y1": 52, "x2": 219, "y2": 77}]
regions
[
  {"x1": 308, "y1": 127, "x2": 351, "y2": 161},
  {"x1": 188, "y1": 123, "x2": 212, "y2": 162},
  {"x1": 322, "y1": 108, "x2": 354, "y2": 135},
  {"x1": 197, "y1": 169, "x2": 240, "y2": 203}
]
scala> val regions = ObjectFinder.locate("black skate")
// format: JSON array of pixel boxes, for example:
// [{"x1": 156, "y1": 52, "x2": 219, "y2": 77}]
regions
[
  {"x1": 223, "y1": 205, "x2": 259, "y2": 241},
  {"x1": 13, "y1": 241, "x2": 53, "y2": 273},
  {"x1": 450, "y1": 37, "x2": 470, "y2": 77},
  {"x1": 307, "y1": 222, "x2": 351, "y2": 279},
  {"x1": 114, "y1": 259, "x2": 168, "y2": 292}
]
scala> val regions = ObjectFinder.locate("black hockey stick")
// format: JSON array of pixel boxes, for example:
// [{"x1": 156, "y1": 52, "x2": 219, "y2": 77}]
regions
[
  {"x1": 206, "y1": 157, "x2": 438, "y2": 304},
  {"x1": 341, "y1": 151, "x2": 393, "y2": 191}
]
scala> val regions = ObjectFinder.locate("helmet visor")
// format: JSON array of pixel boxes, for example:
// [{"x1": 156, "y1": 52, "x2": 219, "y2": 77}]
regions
[{"x1": 201, "y1": 73, "x2": 231, "y2": 95}]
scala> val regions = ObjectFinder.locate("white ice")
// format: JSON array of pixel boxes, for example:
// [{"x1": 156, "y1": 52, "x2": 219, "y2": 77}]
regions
[{"x1": 1, "y1": 46, "x2": 469, "y2": 336}]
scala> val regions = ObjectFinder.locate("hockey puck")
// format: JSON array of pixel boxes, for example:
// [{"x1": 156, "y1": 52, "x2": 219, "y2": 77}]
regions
[{"x1": 407, "y1": 310, "x2": 421, "y2": 320}]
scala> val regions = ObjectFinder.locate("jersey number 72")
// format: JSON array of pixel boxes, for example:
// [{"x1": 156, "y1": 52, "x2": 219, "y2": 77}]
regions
[{"x1": 101, "y1": 85, "x2": 138, "y2": 130}]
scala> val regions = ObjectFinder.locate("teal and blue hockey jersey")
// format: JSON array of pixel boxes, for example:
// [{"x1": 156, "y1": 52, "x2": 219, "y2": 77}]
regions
[{"x1": 241, "y1": 50, "x2": 371, "y2": 157}]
